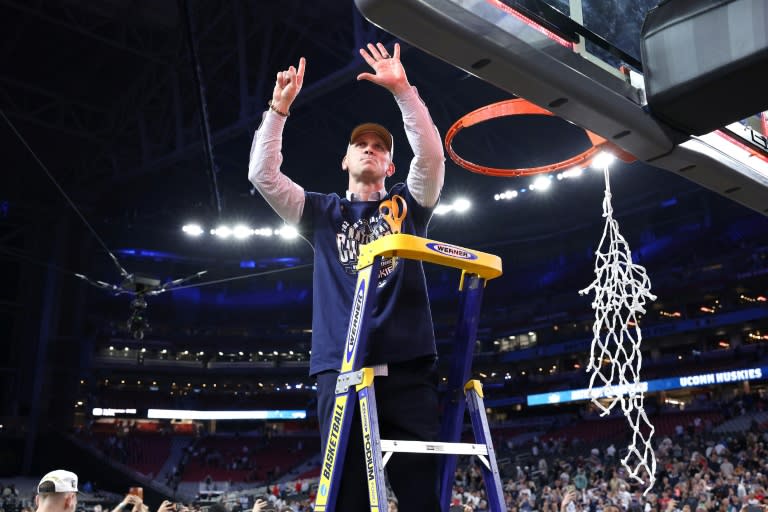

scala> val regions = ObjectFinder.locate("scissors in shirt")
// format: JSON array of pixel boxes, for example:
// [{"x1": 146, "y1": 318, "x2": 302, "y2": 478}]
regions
[{"x1": 379, "y1": 194, "x2": 407, "y2": 234}]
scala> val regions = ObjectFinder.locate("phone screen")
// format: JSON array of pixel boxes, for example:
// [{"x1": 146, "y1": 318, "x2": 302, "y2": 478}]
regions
[{"x1": 129, "y1": 488, "x2": 144, "y2": 500}]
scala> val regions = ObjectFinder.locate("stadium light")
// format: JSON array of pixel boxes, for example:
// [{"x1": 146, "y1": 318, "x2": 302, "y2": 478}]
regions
[
  {"x1": 232, "y1": 224, "x2": 252, "y2": 240},
  {"x1": 561, "y1": 167, "x2": 583, "y2": 179},
  {"x1": 182, "y1": 223, "x2": 204, "y2": 236},
  {"x1": 453, "y1": 198, "x2": 471, "y2": 213},
  {"x1": 185, "y1": 223, "x2": 302, "y2": 241},
  {"x1": 212, "y1": 225, "x2": 232, "y2": 239},
  {"x1": 277, "y1": 225, "x2": 299, "y2": 239},
  {"x1": 530, "y1": 175, "x2": 552, "y2": 192},
  {"x1": 591, "y1": 151, "x2": 616, "y2": 169},
  {"x1": 494, "y1": 190, "x2": 519, "y2": 201},
  {"x1": 434, "y1": 198, "x2": 472, "y2": 215}
]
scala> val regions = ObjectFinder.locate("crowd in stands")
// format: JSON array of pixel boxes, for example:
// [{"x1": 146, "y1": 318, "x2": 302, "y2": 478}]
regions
[
  {"x1": 14, "y1": 389, "x2": 768, "y2": 511},
  {"x1": 445, "y1": 392, "x2": 768, "y2": 511},
  {"x1": 1, "y1": 483, "x2": 31, "y2": 512},
  {"x1": 448, "y1": 422, "x2": 768, "y2": 512}
]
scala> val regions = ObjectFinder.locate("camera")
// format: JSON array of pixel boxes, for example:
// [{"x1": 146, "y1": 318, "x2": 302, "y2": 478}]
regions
[{"x1": 127, "y1": 296, "x2": 149, "y2": 340}]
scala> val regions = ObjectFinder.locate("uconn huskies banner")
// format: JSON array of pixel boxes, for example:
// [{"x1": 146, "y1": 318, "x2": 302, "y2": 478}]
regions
[{"x1": 527, "y1": 366, "x2": 767, "y2": 406}]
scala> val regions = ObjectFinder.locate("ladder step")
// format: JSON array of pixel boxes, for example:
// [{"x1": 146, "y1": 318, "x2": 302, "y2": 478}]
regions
[{"x1": 380, "y1": 439, "x2": 489, "y2": 456}]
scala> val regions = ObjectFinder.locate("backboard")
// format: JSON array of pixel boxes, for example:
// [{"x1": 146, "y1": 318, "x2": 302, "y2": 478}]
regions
[{"x1": 355, "y1": 0, "x2": 768, "y2": 215}]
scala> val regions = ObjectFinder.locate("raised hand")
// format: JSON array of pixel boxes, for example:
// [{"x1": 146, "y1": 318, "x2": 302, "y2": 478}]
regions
[
  {"x1": 357, "y1": 42, "x2": 411, "y2": 95},
  {"x1": 125, "y1": 495, "x2": 143, "y2": 512},
  {"x1": 156, "y1": 500, "x2": 174, "y2": 512},
  {"x1": 560, "y1": 489, "x2": 579, "y2": 512},
  {"x1": 271, "y1": 57, "x2": 306, "y2": 115}
]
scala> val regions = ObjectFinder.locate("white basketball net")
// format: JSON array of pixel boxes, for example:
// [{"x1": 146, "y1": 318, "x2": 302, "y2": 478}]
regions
[{"x1": 579, "y1": 167, "x2": 657, "y2": 494}]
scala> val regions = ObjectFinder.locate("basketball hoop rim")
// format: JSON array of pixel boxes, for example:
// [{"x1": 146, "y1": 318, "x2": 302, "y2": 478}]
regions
[{"x1": 444, "y1": 98, "x2": 635, "y2": 177}]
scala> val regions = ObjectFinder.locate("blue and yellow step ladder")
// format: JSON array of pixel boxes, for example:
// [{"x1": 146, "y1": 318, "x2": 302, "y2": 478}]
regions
[{"x1": 313, "y1": 234, "x2": 505, "y2": 512}]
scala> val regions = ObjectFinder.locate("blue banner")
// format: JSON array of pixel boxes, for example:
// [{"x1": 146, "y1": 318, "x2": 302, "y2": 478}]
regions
[{"x1": 527, "y1": 366, "x2": 767, "y2": 406}]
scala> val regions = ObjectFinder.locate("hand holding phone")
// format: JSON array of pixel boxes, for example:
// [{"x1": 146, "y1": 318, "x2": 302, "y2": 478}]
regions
[
  {"x1": 157, "y1": 500, "x2": 175, "y2": 512},
  {"x1": 124, "y1": 495, "x2": 142, "y2": 507}
]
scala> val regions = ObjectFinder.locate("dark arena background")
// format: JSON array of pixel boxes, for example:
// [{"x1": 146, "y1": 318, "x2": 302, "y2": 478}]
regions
[{"x1": 2, "y1": 1, "x2": 768, "y2": 511}]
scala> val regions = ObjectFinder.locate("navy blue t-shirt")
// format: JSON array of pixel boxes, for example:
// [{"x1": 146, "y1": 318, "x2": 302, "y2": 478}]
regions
[{"x1": 299, "y1": 182, "x2": 437, "y2": 375}]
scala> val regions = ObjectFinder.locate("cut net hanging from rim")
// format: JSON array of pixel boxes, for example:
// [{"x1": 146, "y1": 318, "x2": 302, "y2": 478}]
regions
[{"x1": 579, "y1": 167, "x2": 657, "y2": 494}]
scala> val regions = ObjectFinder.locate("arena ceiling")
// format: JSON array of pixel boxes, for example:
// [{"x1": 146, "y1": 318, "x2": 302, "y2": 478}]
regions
[{"x1": 2, "y1": 0, "x2": 766, "y2": 323}]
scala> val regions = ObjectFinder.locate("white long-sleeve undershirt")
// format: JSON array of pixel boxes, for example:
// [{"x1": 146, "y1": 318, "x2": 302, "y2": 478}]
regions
[{"x1": 247, "y1": 86, "x2": 445, "y2": 225}]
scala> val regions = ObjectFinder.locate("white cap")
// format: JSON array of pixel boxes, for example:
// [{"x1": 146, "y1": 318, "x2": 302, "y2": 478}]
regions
[{"x1": 37, "y1": 470, "x2": 79, "y2": 493}]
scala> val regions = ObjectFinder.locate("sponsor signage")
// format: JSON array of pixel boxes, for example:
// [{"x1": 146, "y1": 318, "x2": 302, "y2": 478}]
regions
[
  {"x1": 426, "y1": 242, "x2": 478, "y2": 260},
  {"x1": 146, "y1": 409, "x2": 306, "y2": 420},
  {"x1": 92, "y1": 408, "x2": 137, "y2": 417},
  {"x1": 345, "y1": 278, "x2": 367, "y2": 362},
  {"x1": 360, "y1": 395, "x2": 378, "y2": 506}
]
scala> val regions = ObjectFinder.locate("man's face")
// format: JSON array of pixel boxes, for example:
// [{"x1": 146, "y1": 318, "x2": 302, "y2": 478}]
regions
[{"x1": 343, "y1": 132, "x2": 393, "y2": 182}]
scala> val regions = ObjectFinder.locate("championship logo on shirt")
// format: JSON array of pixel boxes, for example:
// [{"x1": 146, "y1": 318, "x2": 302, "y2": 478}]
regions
[{"x1": 336, "y1": 210, "x2": 398, "y2": 282}]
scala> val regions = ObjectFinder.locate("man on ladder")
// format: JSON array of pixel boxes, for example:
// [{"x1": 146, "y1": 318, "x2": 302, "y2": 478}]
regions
[{"x1": 249, "y1": 41, "x2": 445, "y2": 510}]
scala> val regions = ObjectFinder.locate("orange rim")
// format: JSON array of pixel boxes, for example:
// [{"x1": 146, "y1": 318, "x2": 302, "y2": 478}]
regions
[{"x1": 444, "y1": 98, "x2": 635, "y2": 177}]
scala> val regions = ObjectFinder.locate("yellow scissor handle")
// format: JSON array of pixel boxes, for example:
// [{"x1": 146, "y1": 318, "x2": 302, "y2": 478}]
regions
[{"x1": 357, "y1": 233, "x2": 502, "y2": 281}]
